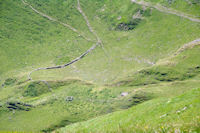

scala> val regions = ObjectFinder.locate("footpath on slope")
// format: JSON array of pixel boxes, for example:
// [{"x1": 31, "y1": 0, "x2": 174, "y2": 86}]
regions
[
  {"x1": 155, "y1": 38, "x2": 200, "y2": 65},
  {"x1": 131, "y1": 0, "x2": 200, "y2": 23},
  {"x1": 21, "y1": 0, "x2": 104, "y2": 81},
  {"x1": 77, "y1": 0, "x2": 110, "y2": 59},
  {"x1": 21, "y1": 0, "x2": 92, "y2": 42},
  {"x1": 77, "y1": 0, "x2": 102, "y2": 44},
  {"x1": 174, "y1": 38, "x2": 200, "y2": 55}
]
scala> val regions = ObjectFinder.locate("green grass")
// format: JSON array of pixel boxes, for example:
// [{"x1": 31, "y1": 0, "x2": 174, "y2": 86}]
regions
[
  {"x1": 59, "y1": 88, "x2": 200, "y2": 133},
  {"x1": 143, "y1": 0, "x2": 200, "y2": 17},
  {"x1": 0, "y1": 0, "x2": 93, "y2": 78},
  {"x1": 0, "y1": 45, "x2": 200, "y2": 132},
  {"x1": 113, "y1": 45, "x2": 200, "y2": 86},
  {"x1": 0, "y1": 0, "x2": 200, "y2": 132},
  {"x1": 1, "y1": 0, "x2": 200, "y2": 84},
  {"x1": 0, "y1": 80, "x2": 153, "y2": 132}
]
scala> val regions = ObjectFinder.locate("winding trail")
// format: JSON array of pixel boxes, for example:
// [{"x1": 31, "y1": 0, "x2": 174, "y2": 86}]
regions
[
  {"x1": 21, "y1": 0, "x2": 93, "y2": 42},
  {"x1": 174, "y1": 38, "x2": 200, "y2": 55},
  {"x1": 131, "y1": 0, "x2": 200, "y2": 23},
  {"x1": 77, "y1": 0, "x2": 101, "y2": 44},
  {"x1": 77, "y1": 0, "x2": 109, "y2": 57},
  {"x1": 27, "y1": 43, "x2": 99, "y2": 80},
  {"x1": 155, "y1": 38, "x2": 200, "y2": 66},
  {"x1": 23, "y1": 0, "x2": 200, "y2": 81},
  {"x1": 22, "y1": 0, "x2": 103, "y2": 80}
]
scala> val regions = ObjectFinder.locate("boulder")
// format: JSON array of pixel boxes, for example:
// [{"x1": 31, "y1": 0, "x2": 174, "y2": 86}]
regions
[{"x1": 121, "y1": 92, "x2": 128, "y2": 97}]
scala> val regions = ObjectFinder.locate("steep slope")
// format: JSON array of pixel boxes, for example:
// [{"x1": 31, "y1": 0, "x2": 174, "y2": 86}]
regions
[
  {"x1": 0, "y1": 0, "x2": 200, "y2": 132},
  {"x1": 131, "y1": 0, "x2": 200, "y2": 22},
  {"x1": 57, "y1": 43, "x2": 200, "y2": 132},
  {"x1": 1, "y1": 0, "x2": 200, "y2": 84},
  {"x1": 59, "y1": 88, "x2": 200, "y2": 133},
  {"x1": 0, "y1": 0, "x2": 93, "y2": 79},
  {"x1": 28, "y1": 0, "x2": 200, "y2": 84},
  {"x1": 142, "y1": 0, "x2": 200, "y2": 17}
]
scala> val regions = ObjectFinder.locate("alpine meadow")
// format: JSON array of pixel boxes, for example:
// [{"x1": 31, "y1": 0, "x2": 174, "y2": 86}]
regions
[{"x1": 0, "y1": 0, "x2": 200, "y2": 132}]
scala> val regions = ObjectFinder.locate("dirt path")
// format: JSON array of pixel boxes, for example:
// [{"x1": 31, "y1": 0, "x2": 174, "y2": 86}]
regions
[
  {"x1": 20, "y1": 0, "x2": 200, "y2": 81},
  {"x1": 27, "y1": 43, "x2": 99, "y2": 80},
  {"x1": 77, "y1": 0, "x2": 110, "y2": 57},
  {"x1": 77, "y1": 0, "x2": 102, "y2": 44},
  {"x1": 21, "y1": 0, "x2": 92, "y2": 42},
  {"x1": 131, "y1": 0, "x2": 200, "y2": 23},
  {"x1": 155, "y1": 38, "x2": 200, "y2": 66},
  {"x1": 22, "y1": 0, "x2": 103, "y2": 80},
  {"x1": 174, "y1": 38, "x2": 200, "y2": 55}
]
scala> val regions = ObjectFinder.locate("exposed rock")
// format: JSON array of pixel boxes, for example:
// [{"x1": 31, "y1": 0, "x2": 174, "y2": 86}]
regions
[
  {"x1": 117, "y1": 16, "x2": 122, "y2": 20},
  {"x1": 121, "y1": 92, "x2": 128, "y2": 97},
  {"x1": 176, "y1": 106, "x2": 188, "y2": 114},
  {"x1": 1, "y1": 83, "x2": 4, "y2": 87},
  {"x1": 66, "y1": 96, "x2": 74, "y2": 102},
  {"x1": 160, "y1": 113, "x2": 168, "y2": 118}
]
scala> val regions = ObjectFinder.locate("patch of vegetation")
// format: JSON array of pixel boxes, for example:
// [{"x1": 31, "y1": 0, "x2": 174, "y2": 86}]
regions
[
  {"x1": 23, "y1": 81, "x2": 51, "y2": 97},
  {"x1": 42, "y1": 118, "x2": 79, "y2": 132},
  {"x1": 113, "y1": 45, "x2": 200, "y2": 87},
  {"x1": 23, "y1": 79, "x2": 89, "y2": 97},
  {"x1": 58, "y1": 88, "x2": 200, "y2": 133},
  {"x1": 140, "y1": 66, "x2": 199, "y2": 81},
  {"x1": 120, "y1": 91, "x2": 153, "y2": 109},
  {"x1": 113, "y1": 7, "x2": 151, "y2": 31},
  {"x1": 115, "y1": 65, "x2": 200, "y2": 87},
  {"x1": 191, "y1": 0, "x2": 200, "y2": 5},
  {"x1": 0, "y1": 80, "x2": 153, "y2": 132},
  {"x1": 116, "y1": 18, "x2": 142, "y2": 31},
  {"x1": 49, "y1": 79, "x2": 93, "y2": 89},
  {"x1": 22, "y1": 79, "x2": 92, "y2": 97},
  {"x1": 4, "y1": 78, "x2": 16, "y2": 86}
]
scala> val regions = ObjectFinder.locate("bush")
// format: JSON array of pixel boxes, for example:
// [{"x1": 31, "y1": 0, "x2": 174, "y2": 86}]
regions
[
  {"x1": 116, "y1": 18, "x2": 142, "y2": 31},
  {"x1": 120, "y1": 91, "x2": 153, "y2": 109},
  {"x1": 23, "y1": 81, "x2": 50, "y2": 97},
  {"x1": 191, "y1": 0, "x2": 200, "y2": 4},
  {"x1": 4, "y1": 78, "x2": 16, "y2": 85}
]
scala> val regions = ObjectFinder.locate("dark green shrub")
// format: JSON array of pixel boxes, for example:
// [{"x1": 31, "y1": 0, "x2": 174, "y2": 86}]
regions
[
  {"x1": 120, "y1": 92, "x2": 152, "y2": 109},
  {"x1": 23, "y1": 81, "x2": 50, "y2": 97},
  {"x1": 116, "y1": 18, "x2": 142, "y2": 31},
  {"x1": 4, "y1": 78, "x2": 16, "y2": 85},
  {"x1": 191, "y1": 0, "x2": 200, "y2": 4}
]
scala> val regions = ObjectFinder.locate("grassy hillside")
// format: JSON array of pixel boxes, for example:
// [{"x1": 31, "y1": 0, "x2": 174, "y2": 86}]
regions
[
  {"x1": 0, "y1": 0, "x2": 200, "y2": 132},
  {"x1": 59, "y1": 88, "x2": 200, "y2": 133},
  {"x1": 143, "y1": 0, "x2": 200, "y2": 17},
  {"x1": 1, "y1": 0, "x2": 200, "y2": 84},
  {"x1": 0, "y1": 0, "x2": 93, "y2": 79},
  {"x1": 57, "y1": 45, "x2": 200, "y2": 132},
  {"x1": 0, "y1": 45, "x2": 199, "y2": 132},
  {"x1": 29, "y1": 0, "x2": 200, "y2": 84}
]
